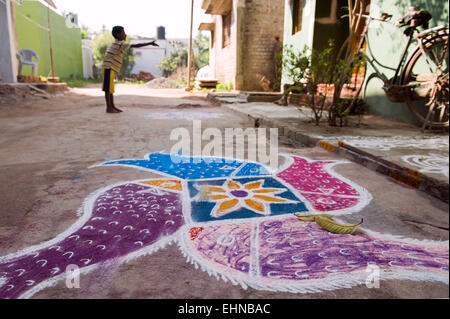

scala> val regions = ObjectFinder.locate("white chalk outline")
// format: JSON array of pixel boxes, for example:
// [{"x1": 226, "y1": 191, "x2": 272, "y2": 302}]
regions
[
  {"x1": 1, "y1": 152, "x2": 446, "y2": 298},
  {"x1": 177, "y1": 218, "x2": 449, "y2": 294}
]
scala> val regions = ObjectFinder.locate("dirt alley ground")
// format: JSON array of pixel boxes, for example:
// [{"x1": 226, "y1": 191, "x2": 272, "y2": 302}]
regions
[{"x1": 0, "y1": 84, "x2": 448, "y2": 299}]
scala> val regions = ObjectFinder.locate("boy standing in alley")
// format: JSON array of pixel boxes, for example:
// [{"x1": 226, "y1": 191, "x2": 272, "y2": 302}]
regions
[{"x1": 102, "y1": 26, "x2": 159, "y2": 113}]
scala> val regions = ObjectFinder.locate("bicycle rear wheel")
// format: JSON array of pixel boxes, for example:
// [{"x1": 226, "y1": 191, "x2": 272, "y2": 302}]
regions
[{"x1": 403, "y1": 34, "x2": 449, "y2": 128}]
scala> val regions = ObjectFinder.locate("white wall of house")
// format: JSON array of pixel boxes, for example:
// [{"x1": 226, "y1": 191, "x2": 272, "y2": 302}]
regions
[
  {"x1": 131, "y1": 41, "x2": 165, "y2": 78},
  {"x1": 82, "y1": 39, "x2": 94, "y2": 79},
  {"x1": 0, "y1": 0, "x2": 17, "y2": 83},
  {"x1": 131, "y1": 38, "x2": 188, "y2": 78}
]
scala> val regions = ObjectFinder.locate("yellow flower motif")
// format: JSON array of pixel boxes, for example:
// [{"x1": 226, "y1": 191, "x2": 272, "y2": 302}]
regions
[{"x1": 196, "y1": 180, "x2": 297, "y2": 218}]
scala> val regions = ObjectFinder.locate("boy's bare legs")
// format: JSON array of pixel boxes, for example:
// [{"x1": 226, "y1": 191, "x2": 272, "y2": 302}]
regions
[
  {"x1": 105, "y1": 93, "x2": 117, "y2": 113},
  {"x1": 110, "y1": 94, "x2": 123, "y2": 112},
  {"x1": 105, "y1": 93, "x2": 122, "y2": 113}
]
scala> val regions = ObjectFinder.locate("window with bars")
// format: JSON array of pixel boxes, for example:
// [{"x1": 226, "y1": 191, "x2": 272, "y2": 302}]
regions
[
  {"x1": 222, "y1": 11, "x2": 232, "y2": 48},
  {"x1": 292, "y1": 0, "x2": 303, "y2": 34}
]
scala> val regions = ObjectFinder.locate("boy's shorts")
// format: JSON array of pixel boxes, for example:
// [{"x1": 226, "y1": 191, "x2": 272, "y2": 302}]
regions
[{"x1": 102, "y1": 69, "x2": 115, "y2": 94}]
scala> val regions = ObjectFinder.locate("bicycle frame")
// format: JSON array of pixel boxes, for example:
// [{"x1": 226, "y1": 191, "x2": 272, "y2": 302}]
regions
[
  {"x1": 354, "y1": 13, "x2": 448, "y2": 105},
  {"x1": 352, "y1": 12, "x2": 449, "y2": 129},
  {"x1": 355, "y1": 14, "x2": 415, "y2": 86}
]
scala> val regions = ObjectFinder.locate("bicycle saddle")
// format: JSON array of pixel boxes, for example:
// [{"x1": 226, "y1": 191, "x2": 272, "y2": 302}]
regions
[{"x1": 396, "y1": 6, "x2": 432, "y2": 35}]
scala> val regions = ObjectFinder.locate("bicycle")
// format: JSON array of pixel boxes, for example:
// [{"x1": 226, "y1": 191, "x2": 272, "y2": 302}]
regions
[{"x1": 344, "y1": 6, "x2": 449, "y2": 131}]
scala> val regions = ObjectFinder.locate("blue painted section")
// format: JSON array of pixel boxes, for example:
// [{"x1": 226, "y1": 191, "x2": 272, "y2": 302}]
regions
[
  {"x1": 188, "y1": 177, "x2": 309, "y2": 223},
  {"x1": 102, "y1": 153, "x2": 271, "y2": 180},
  {"x1": 235, "y1": 162, "x2": 271, "y2": 177}
]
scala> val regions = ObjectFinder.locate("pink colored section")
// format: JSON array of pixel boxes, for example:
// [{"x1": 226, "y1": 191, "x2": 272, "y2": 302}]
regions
[
  {"x1": 190, "y1": 224, "x2": 252, "y2": 273},
  {"x1": 277, "y1": 157, "x2": 363, "y2": 212},
  {"x1": 188, "y1": 217, "x2": 449, "y2": 283}
]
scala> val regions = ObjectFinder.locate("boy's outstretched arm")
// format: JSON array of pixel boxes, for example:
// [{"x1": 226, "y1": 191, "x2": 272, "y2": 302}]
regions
[{"x1": 130, "y1": 41, "x2": 159, "y2": 48}]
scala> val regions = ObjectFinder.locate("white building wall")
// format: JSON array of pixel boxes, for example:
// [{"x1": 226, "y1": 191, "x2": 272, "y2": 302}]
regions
[
  {"x1": 131, "y1": 38, "x2": 188, "y2": 78},
  {"x1": 81, "y1": 39, "x2": 94, "y2": 79},
  {"x1": 132, "y1": 44, "x2": 166, "y2": 77}
]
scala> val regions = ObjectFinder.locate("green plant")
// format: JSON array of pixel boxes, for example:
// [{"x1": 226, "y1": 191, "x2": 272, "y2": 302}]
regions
[
  {"x1": 281, "y1": 40, "x2": 363, "y2": 126},
  {"x1": 92, "y1": 30, "x2": 135, "y2": 79},
  {"x1": 194, "y1": 32, "x2": 210, "y2": 70},
  {"x1": 61, "y1": 77, "x2": 102, "y2": 88},
  {"x1": 80, "y1": 25, "x2": 90, "y2": 40},
  {"x1": 216, "y1": 81, "x2": 233, "y2": 91},
  {"x1": 117, "y1": 79, "x2": 146, "y2": 85},
  {"x1": 158, "y1": 33, "x2": 209, "y2": 77},
  {"x1": 281, "y1": 41, "x2": 338, "y2": 125},
  {"x1": 329, "y1": 53, "x2": 366, "y2": 127},
  {"x1": 158, "y1": 49, "x2": 188, "y2": 77}
]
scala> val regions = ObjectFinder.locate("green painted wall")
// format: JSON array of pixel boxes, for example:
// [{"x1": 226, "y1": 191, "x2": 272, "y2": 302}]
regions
[
  {"x1": 15, "y1": 1, "x2": 82, "y2": 79},
  {"x1": 281, "y1": 0, "x2": 316, "y2": 86},
  {"x1": 281, "y1": 0, "x2": 349, "y2": 86},
  {"x1": 364, "y1": 0, "x2": 449, "y2": 124}
]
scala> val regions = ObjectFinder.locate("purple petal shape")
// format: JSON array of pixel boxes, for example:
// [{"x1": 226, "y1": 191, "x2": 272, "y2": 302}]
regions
[{"x1": 0, "y1": 182, "x2": 184, "y2": 299}]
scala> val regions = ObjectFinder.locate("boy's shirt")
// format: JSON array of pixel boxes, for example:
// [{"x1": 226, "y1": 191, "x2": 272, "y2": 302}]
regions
[{"x1": 102, "y1": 41, "x2": 131, "y2": 73}]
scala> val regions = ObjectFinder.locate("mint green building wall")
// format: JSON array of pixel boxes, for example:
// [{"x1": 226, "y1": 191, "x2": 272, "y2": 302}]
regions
[
  {"x1": 15, "y1": 1, "x2": 82, "y2": 79},
  {"x1": 281, "y1": 0, "x2": 316, "y2": 86},
  {"x1": 364, "y1": 0, "x2": 449, "y2": 125},
  {"x1": 281, "y1": 0, "x2": 349, "y2": 87}
]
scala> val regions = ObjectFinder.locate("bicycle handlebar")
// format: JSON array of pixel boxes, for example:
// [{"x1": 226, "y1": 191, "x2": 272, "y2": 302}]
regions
[
  {"x1": 355, "y1": 7, "x2": 432, "y2": 31},
  {"x1": 355, "y1": 13, "x2": 393, "y2": 23}
]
